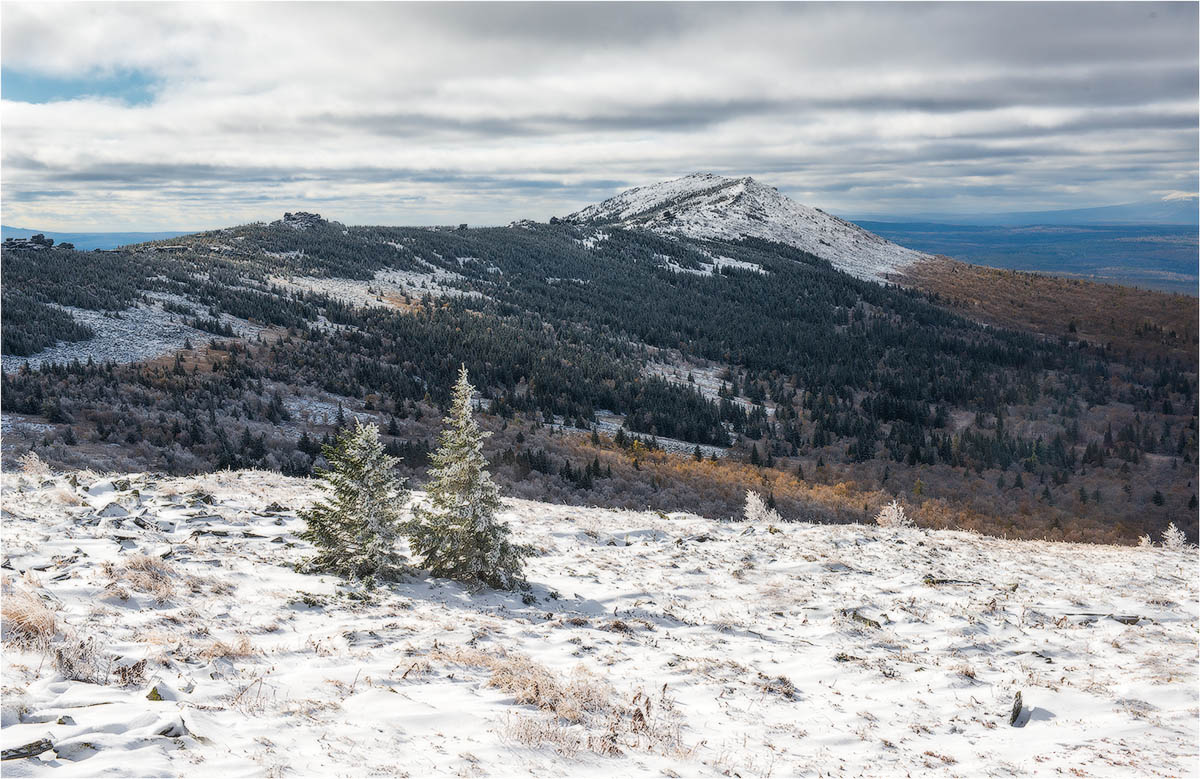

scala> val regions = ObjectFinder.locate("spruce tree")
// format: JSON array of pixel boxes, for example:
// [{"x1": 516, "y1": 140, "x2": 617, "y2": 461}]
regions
[
  {"x1": 409, "y1": 366, "x2": 527, "y2": 590},
  {"x1": 300, "y1": 420, "x2": 409, "y2": 582}
]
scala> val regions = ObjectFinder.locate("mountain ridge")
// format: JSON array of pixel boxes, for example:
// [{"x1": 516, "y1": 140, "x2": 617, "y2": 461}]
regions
[{"x1": 566, "y1": 173, "x2": 935, "y2": 280}]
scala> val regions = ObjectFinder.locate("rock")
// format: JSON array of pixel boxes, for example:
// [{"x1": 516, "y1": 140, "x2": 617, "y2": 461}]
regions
[
  {"x1": 48, "y1": 739, "x2": 98, "y2": 761},
  {"x1": 841, "y1": 609, "x2": 882, "y2": 629},
  {"x1": 2, "y1": 738, "x2": 54, "y2": 761},
  {"x1": 146, "y1": 679, "x2": 183, "y2": 702},
  {"x1": 56, "y1": 715, "x2": 75, "y2": 725},
  {"x1": 97, "y1": 502, "x2": 129, "y2": 518},
  {"x1": 155, "y1": 717, "x2": 189, "y2": 737},
  {"x1": 202, "y1": 658, "x2": 236, "y2": 680}
]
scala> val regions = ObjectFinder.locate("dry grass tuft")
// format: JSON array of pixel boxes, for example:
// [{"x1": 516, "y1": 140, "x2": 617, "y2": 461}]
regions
[
  {"x1": 200, "y1": 636, "x2": 256, "y2": 660},
  {"x1": 505, "y1": 712, "x2": 585, "y2": 756},
  {"x1": 103, "y1": 554, "x2": 176, "y2": 603},
  {"x1": 439, "y1": 646, "x2": 610, "y2": 723},
  {"x1": 756, "y1": 672, "x2": 798, "y2": 699},
  {"x1": 437, "y1": 646, "x2": 687, "y2": 758},
  {"x1": 17, "y1": 452, "x2": 50, "y2": 479},
  {"x1": 1, "y1": 585, "x2": 58, "y2": 649},
  {"x1": 46, "y1": 485, "x2": 83, "y2": 506}
]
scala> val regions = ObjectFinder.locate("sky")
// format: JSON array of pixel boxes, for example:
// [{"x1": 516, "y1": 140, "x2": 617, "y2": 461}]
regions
[{"x1": 2, "y1": 2, "x2": 1197, "y2": 231}]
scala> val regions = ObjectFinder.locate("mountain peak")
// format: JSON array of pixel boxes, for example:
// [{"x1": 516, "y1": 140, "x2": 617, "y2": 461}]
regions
[{"x1": 567, "y1": 174, "x2": 931, "y2": 280}]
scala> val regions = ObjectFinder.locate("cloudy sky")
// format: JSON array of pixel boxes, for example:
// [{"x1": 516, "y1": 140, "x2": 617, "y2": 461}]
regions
[{"x1": 2, "y1": 2, "x2": 1197, "y2": 230}]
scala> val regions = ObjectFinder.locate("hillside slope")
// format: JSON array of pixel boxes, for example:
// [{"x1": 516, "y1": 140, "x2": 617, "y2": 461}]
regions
[
  {"x1": 566, "y1": 173, "x2": 934, "y2": 280},
  {"x1": 2, "y1": 468, "x2": 1197, "y2": 776},
  {"x1": 2, "y1": 212, "x2": 1197, "y2": 545}
]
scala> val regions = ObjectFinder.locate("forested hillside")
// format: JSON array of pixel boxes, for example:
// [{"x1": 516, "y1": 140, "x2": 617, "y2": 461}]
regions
[{"x1": 2, "y1": 214, "x2": 1196, "y2": 543}]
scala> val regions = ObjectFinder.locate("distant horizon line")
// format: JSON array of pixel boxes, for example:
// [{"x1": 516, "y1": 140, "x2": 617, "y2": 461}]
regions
[{"x1": 6, "y1": 199, "x2": 1198, "y2": 235}]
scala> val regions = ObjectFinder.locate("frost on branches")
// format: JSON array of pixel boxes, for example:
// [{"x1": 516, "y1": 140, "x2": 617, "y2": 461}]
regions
[
  {"x1": 408, "y1": 366, "x2": 528, "y2": 590},
  {"x1": 1161, "y1": 522, "x2": 1189, "y2": 551},
  {"x1": 875, "y1": 499, "x2": 913, "y2": 528},
  {"x1": 299, "y1": 420, "x2": 410, "y2": 582},
  {"x1": 743, "y1": 490, "x2": 781, "y2": 524}
]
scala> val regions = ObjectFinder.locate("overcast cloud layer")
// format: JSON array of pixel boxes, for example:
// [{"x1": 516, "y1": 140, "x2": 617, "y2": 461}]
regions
[{"x1": 2, "y1": 2, "x2": 1197, "y2": 230}]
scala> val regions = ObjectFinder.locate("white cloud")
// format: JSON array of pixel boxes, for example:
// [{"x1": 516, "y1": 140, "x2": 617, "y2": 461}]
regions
[{"x1": 1, "y1": 2, "x2": 1196, "y2": 229}]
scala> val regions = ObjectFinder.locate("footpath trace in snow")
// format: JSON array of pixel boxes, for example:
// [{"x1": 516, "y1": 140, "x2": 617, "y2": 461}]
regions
[{"x1": 1, "y1": 468, "x2": 1197, "y2": 776}]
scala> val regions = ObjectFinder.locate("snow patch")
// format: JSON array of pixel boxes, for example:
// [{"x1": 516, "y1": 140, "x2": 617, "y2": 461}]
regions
[{"x1": 2, "y1": 298, "x2": 262, "y2": 372}]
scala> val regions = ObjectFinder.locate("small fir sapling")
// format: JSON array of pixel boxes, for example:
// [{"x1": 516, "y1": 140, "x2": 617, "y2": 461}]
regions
[
  {"x1": 299, "y1": 420, "x2": 410, "y2": 582},
  {"x1": 408, "y1": 366, "x2": 528, "y2": 590}
]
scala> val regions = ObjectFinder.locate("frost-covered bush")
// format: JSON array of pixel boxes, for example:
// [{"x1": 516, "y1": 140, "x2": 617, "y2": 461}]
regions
[
  {"x1": 743, "y1": 490, "x2": 781, "y2": 524},
  {"x1": 1161, "y1": 522, "x2": 1188, "y2": 551},
  {"x1": 17, "y1": 451, "x2": 50, "y2": 478},
  {"x1": 300, "y1": 420, "x2": 410, "y2": 582},
  {"x1": 875, "y1": 499, "x2": 913, "y2": 528},
  {"x1": 1138, "y1": 534, "x2": 1154, "y2": 548},
  {"x1": 408, "y1": 367, "x2": 528, "y2": 590}
]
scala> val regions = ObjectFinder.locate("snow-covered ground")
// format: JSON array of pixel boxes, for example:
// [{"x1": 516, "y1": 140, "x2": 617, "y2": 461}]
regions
[
  {"x1": 2, "y1": 298, "x2": 263, "y2": 372},
  {"x1": 553, "y1": 412, "x2": 728, "y2": 459},
  {"x1": 656, "y1": 252, "x2": 767, "y2": 277},
  {"x1": 567, "y1": 173, "x2": 934, "y2": 281},
  {"x1": 645, "y1": 360, "x2": 762, "y2": 416},
  {"x1": 269, "y1": 265, "x2": 480, "y2": 312},
  {"x1": 2, "y1": 469, "x2": 1196, "y2": 777},
  {"x1": 282, "y1": 395, "x2": 382, "y2": 429}
]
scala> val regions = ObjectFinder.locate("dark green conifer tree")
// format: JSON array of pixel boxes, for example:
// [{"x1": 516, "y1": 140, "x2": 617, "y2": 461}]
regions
[{"x1": 300, "y1": 421, "x2": 409, "y2": 582}]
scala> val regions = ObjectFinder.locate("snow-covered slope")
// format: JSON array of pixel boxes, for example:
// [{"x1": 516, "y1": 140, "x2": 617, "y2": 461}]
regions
[
  {"x1": 3, "y1": 468, "x2": 1197, "y2": 776},
  {"x1": 567, "y1": 173, "x2": 933, "y2": 280}
]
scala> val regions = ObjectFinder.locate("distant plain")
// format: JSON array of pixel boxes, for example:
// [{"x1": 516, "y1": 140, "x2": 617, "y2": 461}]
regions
[{"x1": 860, "y1": 222, "x2": 1199, "y2": 295}]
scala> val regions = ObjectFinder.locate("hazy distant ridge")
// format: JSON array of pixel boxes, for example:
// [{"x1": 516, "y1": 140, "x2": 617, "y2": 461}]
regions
[{"x1": 1, "y1": 226, "x2": 192, "y2": 251}]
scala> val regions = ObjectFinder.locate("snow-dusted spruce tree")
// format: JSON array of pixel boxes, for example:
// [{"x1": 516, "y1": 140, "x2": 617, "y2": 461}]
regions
[
  {"x1": 875, "y1": 499, "x2": 913, "y2": 528},
  {"x1": 1161, "y1": 522, "x2": 1188, "y2": 550},
  {"x1": 300, "y1": 420, "x2": 409, "y2": 582},
  {"x1": 743, "y1": 489, "x2": 781, "y2": 524},
  {"x1": 408, "y1": 366, "x2": 527, "y2": 590}
]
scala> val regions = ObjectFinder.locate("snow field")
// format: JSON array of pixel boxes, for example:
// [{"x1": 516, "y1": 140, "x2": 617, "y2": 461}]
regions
[{"x1": 1, "y1": 469, "x2": 1196, "y2": 777}]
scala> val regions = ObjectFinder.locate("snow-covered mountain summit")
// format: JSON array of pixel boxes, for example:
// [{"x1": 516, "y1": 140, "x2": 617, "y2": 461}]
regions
[{"x1": 566, "y1": 173, "x2": 933, "y2": 280}]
